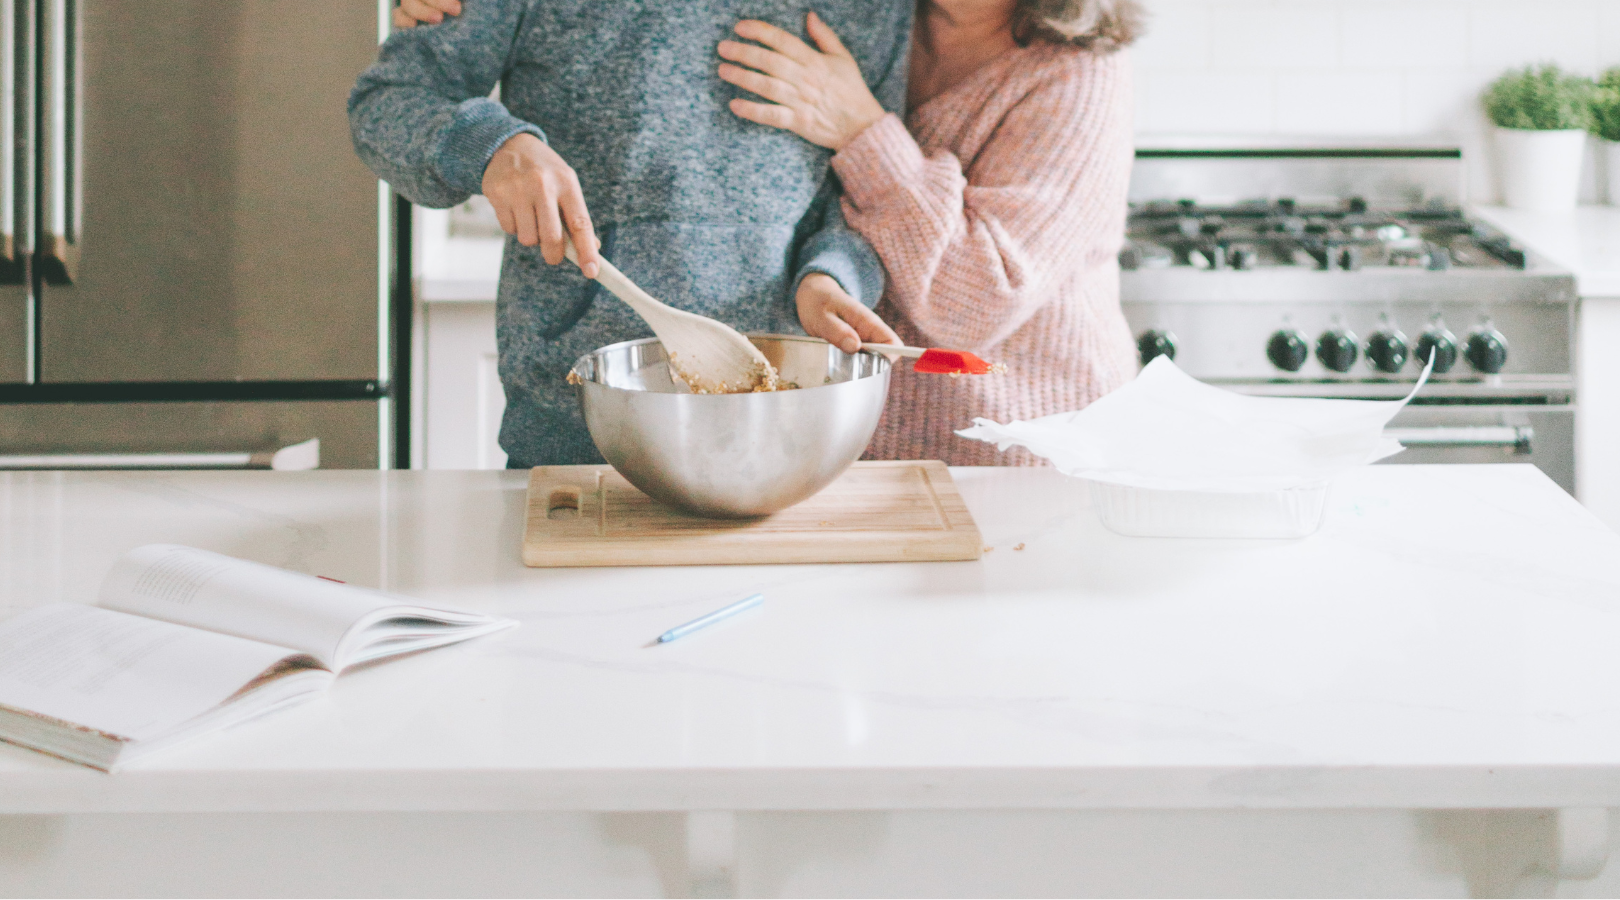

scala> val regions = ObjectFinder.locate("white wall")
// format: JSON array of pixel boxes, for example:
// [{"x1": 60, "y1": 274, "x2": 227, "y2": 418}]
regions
[{"x1": 1132, "y1": 0, "x2": 1620, "y2": 203}]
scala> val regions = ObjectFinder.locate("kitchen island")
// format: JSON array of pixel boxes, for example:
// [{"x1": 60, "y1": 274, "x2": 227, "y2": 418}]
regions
[{"x1": 1, "y1": 465, "x2": 1618, "y2": 897}]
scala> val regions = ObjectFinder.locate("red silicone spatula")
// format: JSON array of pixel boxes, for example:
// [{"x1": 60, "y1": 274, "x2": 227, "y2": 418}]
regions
[{"x1": 860, "y1": 343, "x2": 1006, "y2": 375}]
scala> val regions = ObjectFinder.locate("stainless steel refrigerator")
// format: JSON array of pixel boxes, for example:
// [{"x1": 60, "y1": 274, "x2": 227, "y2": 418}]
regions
[{"x1": 0, "y1": 0, "x2": 405, "y2": 470}]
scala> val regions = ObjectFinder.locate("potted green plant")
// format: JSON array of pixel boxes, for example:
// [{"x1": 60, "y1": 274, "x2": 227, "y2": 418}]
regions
[
  {"x1": 1594, "y1": 67, "x2": 1620, "y2": 205},
  {"x1": 1484, "y1": 64, "x2": 1594, "y2": 211}
]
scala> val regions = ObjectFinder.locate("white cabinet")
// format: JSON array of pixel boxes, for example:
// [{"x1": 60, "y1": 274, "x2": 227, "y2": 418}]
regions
[
  {"x1": 1471, "y1": 206, "x2": 1620, "y2": 532},
  {"x1": 1579, "y1": 295, "x2": 1620, "y2": 530},
  {"x1": 421, "y1": 301, "x2": 506, "y2": 469},
  {"x1": 414, "y1": 204, "x2": 507, "y2": 470}
]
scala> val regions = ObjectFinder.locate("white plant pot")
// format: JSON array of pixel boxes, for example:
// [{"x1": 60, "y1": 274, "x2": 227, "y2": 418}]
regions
[
  {"x1": 1604, "y1": 139, "x2": 1620, "y2": 206},
  {"x1": 1494, "y1": 127, "x2": 1587, "y2": 212}
]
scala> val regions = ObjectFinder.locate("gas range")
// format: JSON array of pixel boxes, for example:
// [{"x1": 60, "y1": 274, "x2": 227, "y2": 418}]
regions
[
  {"x1": 1124, "y1": 197, "x2": 1527, "y2": 274},
  {"x1": 1116, "y1": 143, "x2": 1577, "y2": 491}
]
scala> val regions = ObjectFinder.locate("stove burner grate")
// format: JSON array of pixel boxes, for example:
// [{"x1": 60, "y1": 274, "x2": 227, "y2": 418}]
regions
[{"x1": 1122, "y1": 197, "x2": 1526, "y2": 272}]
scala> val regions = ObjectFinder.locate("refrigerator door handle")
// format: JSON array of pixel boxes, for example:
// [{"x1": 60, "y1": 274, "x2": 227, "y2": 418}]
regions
[
  {"x1": 0, "y1": 438, "x2": 322, "y2": 471},
  {"x1": 1, "y1": 0, "x2": 17, "y2": 275},
  {"x1": 0, "y1": 0, "x2": 31, "y2": 287},
  {"x1": 38, "y1": 0, "x2": 78, "y2": 284},
  {"x1": 2, "y1": 0, "x2": 12, "y2": 266}
]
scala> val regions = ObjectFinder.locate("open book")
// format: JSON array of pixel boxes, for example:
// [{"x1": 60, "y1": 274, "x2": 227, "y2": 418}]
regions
[{"x1": 0, "y1": 545, "x2": 516, "y2": 772}]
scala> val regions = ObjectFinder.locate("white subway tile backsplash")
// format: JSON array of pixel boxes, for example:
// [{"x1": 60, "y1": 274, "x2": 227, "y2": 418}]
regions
[
  {"x1": 1399, "y1": 69, "x2": 1490, "y2": 135},
  {"x1": 1140, "y1": 69, "x2": 1276, "y2": 134},
  {"x1": 1340, "y1": 2, "x2": 1468, "y2": 69},
  {"x1": 1207, "y1": 2, "x2": 1341, "y2": 69},
  {"x1": 1467, "y1": 1, "x2": 1601, "y2": 73},
  {"x1": 1274, "y1": 69, "x2": 1404, "y2": 135},
  {"x1": 1131, "y1": 63, "x2": 1151, "y2": 132},
  {"x1": 1134, "y1": 0, "x2": 1608, "y2": 148},
  {"x1": 1599, "y1": 6, "x2": 1620, "y2": 70},
  {"x1": 1133, "y1": 1, "x2": 1213, "y2": 69}
]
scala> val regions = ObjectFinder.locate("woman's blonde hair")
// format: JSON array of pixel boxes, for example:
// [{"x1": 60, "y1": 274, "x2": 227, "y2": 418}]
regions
[{"x1": 1012, "y1": 0, "x2": 1147, "y2": 52}]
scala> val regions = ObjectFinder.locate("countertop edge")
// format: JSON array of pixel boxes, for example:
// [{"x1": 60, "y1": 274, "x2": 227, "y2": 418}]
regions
[{"x1": 4, "y1": 765, "x2": 1617, "y2": 814}]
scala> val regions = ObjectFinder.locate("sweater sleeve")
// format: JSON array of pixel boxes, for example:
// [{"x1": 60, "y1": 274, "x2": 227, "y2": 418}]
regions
[
  {"x1": 788, "y1": 11, "x2": 914, "y2": 308},
  {"x1": 831, "y1": 50, "x2": 1133, "y2": 351},
  {"x1": 793, "y1": 191, "x2": 884, "y2": 307},
  {"x1": 347, "y1": 0, "x2": 543, "y2": 208}
]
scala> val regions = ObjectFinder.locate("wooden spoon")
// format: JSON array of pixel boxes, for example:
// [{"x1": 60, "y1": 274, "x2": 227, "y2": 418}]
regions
[{"x1": 564, "y1": 241, "x2": 778, "y2": 393}]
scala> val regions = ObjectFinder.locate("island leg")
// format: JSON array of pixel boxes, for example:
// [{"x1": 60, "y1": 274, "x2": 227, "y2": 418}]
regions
[
  {"x1": 1556, "y1": 807, "x2": 1611, "y2": 882},
  {"x1": 685, "y1": 810, "x2": 737, "y2": 898}
]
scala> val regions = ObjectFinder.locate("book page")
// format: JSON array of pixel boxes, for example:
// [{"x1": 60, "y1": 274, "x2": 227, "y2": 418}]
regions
[
  {"x1": 336, "y1": 611, "x2": 517, "y2": 669},
  {"x1": 98, "y1": 545, "x2": 397, "y2": 668},
  {"x1": 0, "y1": 604, "x2": 317, "y2": 743}
]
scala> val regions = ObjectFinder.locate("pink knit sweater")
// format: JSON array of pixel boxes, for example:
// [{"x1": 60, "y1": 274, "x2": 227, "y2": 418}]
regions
[{"x1": 834, "y1": 42, "x2": 1137, "y2": 466}]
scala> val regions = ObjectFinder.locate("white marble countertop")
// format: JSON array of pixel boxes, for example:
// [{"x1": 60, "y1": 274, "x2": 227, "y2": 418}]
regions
[
  {"x1": 1473, "y1": 205, "x2": 1620, "y2": 298},
  {"x1": 1, "y1": 465, "x2": 1618, "y2": 815}
]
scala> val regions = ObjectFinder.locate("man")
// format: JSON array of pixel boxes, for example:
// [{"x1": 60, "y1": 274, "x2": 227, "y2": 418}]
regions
[{"x1": 350, "y1": 1, "x2": 909, "y2": 465}]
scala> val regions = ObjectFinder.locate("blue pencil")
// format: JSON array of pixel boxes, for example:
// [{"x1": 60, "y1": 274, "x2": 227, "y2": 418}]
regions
[{"x1": 653, "y1": 593, "x2": 764, "y2": 645}]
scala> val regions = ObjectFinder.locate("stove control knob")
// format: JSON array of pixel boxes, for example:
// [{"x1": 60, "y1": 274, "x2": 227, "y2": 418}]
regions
[
  {"x1": 1316, "y1": 326, "x2": 1359, "y2": 373},
  {"x1": 1137, "y1": 329, "x2": 1177, "y2": 366},
  {"x1": 1466, "y1": 322, "x2": 1509, "y2": 374},
  {"x1": 1266, "y1": 329, "x2": 1310, "y2": 372},
  {"x1": 1364, "y1": 324, "x2": 1409, "y2": 374},
  {"x1": 1414, "y1": 321, "x2": 1458, "y2": 373}
]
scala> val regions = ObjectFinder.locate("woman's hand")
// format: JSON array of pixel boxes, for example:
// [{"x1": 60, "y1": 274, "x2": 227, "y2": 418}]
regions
[
  {"x1": 718, "y1": 12, "x2": 886, "y2": 151},
  {"x1": 796, "y1": 273, "x2": 899, "y2": 353},
  {"x1": 482, "y1": 133, "x2": 602, "y2": 278},
  {"x1": 392, "y1": 0, "x2": 460, "y2": 29}
]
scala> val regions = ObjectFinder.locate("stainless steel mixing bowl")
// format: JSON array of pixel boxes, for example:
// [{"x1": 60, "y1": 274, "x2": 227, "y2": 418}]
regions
[{"x1": 570, "y1": 334, "x2": 891, "y2": 518}]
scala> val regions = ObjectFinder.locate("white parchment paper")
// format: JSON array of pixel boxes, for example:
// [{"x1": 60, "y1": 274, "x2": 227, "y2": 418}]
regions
[{"x1": 957, "y1": 356, "x2": 1431, "y2": 492}]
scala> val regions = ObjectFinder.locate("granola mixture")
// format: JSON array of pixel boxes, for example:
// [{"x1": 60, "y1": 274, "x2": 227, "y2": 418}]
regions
[{"x1": 667, "y1": 353, "x2": 794, "y2": 394}]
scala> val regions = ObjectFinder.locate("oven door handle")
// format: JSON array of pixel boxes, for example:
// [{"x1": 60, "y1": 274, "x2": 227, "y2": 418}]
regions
[{"x1": 1386, "y1": 426, "x2": 1532, "y2": 453}]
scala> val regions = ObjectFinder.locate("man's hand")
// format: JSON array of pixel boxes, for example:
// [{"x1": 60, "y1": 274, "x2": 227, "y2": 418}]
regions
[
  {"x1": 481, "y1": 133, "x2": 602, "y2": 278},
  {"x1": 392, "y1": 0, "x2": 460, "y2": 29},
  {"x1": 796, "y1": 273, "x2": 898, "y2": 354}
]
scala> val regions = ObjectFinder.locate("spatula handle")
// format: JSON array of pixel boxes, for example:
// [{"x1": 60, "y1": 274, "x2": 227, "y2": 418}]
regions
[{"x1": 859, "y1": 342, "x2": 926, "y2": 358}]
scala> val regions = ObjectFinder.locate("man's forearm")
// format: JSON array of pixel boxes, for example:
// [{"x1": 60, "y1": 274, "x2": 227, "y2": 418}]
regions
[
  {"x1": 346, "y1": 0, "x2": 535, "y2": 208},
  {"x1": 795, "y1": 198, "x2": 885, "y2": 308}
]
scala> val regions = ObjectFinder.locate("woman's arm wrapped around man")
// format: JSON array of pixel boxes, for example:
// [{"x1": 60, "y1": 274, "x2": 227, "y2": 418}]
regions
[{"x1": 831, "y1": 49, "x2": 1134, "y2": 353}]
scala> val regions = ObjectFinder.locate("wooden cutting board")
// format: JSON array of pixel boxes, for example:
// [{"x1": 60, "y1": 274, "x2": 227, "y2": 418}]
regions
[{"x1": 522, "y1": 461, "x2": 983, "y2": 567}]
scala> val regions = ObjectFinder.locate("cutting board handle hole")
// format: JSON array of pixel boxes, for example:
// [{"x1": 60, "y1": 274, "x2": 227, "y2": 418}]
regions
[{"x1": 547, "y1": 487, "x2": 582, "y2": 520}]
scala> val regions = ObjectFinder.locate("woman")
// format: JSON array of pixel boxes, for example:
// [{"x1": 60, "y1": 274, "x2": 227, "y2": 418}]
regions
[
  {"x1": 395, "y1": 0, "x2": 1143, "y2": 466},
  {"x1": 718, "y1": 0, "x2": 1144, "y2": 465}
]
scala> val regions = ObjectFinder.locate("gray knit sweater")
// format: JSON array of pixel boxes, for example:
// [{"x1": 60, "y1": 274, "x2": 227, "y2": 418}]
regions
[{"x1": 349, "y1": 1, "x2": 911, "y2": 466}]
